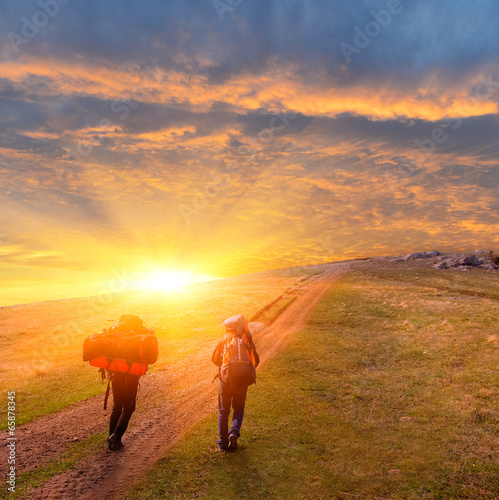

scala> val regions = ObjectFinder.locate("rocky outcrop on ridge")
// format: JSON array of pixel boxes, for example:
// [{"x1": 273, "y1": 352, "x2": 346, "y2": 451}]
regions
[
  {"x1": 433, "y1": 252, "x2": 498, "y2": 271},
  {"x1": 404, "y1": 251, "x2": 441, "y2": 260},
  {"x1": 386, "y1": 250, "x2": 498, "y2": 271}
]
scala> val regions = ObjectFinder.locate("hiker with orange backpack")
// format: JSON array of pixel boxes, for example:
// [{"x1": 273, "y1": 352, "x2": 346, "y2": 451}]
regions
[
  {"x1": 212, "y1": 314, "x2": 259, "y2": 452},
  {"x1": 82, "y1": 314, "x2": 158, "y2": 451}
]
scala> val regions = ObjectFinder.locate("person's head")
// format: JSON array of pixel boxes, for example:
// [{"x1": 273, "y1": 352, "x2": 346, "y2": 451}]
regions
[{"x1": 223, "y1": 314, "x2": 248, "y2": 337}]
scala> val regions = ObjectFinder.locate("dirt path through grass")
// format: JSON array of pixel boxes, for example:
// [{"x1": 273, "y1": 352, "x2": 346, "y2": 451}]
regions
[
  {"x1": 126, "y1": 267, "x2": 499, "y2": 499},
  {"x1": 18, "y1": 263, "x2": 347, "y2": 499}
]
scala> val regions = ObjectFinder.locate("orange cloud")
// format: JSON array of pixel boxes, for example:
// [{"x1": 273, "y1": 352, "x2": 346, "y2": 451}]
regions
[
  {"x1": 2, "y1": 56, "x2": 499, "y2": 306},
  {"x1": 2, "y1": 58, "x2": 498, "y2": 121}
]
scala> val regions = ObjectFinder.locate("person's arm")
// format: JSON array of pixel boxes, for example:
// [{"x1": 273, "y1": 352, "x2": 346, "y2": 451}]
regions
[
  {"x1": 212, "y1": 339, "x2": 224, "y2": 366},
  {"x1": 246, "y1": 332, "x2": 260, "y2": 368},
  {"x1": 252, "y1": 342, "x2": 260, "y2": 368}
]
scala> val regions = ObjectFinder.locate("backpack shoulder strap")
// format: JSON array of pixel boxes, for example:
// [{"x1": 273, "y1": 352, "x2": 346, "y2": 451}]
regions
[
  {"x1": 221, "y1": 334, "x2": 232, "y2": 361},
  {"x1": 213, "y1": 335, "x2": 231, "y2": 380}
]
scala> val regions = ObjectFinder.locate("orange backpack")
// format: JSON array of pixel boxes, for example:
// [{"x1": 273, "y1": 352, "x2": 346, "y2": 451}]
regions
[{"x1": 82, "y1": 314, "x2": 158, "y2": 376}]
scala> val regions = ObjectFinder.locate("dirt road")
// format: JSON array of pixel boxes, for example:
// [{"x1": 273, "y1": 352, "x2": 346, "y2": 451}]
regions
[{"x1": 8, "y1": 264, "x2": 346, "y2": 499}]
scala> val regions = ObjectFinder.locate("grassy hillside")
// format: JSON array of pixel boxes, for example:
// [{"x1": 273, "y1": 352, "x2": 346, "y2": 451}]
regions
[
  {"x1": 128, "y1": 268, "x2": 499, "y2": 499},
  {"x1": 0, "y1": 267, "x2": 315, "y2": 429},
  {"x1": 352, "y1": 258, "x2": 499, "y2": 300}
]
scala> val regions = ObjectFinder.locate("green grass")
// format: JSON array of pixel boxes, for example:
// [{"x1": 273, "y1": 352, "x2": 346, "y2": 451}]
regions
[
  {"x1": 127, "y1": 271, "x2": 499, "y2": 499},
  {"x1": 355, "y1": 264, "x2": 499, "y2": 301},
  {"x1": 0, "y1": 430, "x2": 108, "y2": 500}
]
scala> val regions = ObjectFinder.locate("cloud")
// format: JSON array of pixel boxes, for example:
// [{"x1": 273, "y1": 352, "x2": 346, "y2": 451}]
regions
[
  {"x1": 1, "y1": 1, "x2": 499, "y2": 304},
  {"x1": 3, "y1": 51, "x2": 499, "y2": 130}
]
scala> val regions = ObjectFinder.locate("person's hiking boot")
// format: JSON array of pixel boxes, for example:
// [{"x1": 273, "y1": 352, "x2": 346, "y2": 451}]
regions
[
  {"x1": 228, "y1": 433, "x2": 238, "y2": 451},
  {"x1": 217, "y1": 445, "x2": 228, "y2": 452},
  {"x1": 107, "y1": 433, "x2": 123, "y2": 451}
]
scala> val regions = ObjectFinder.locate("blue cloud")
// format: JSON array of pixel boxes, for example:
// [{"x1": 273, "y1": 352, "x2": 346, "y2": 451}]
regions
[{"x1": 2, "y1": 0, "x2": 499, "y2": 83}]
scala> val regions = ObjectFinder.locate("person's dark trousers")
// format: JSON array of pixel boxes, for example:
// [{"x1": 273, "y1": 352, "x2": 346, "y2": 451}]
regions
[
  {"x1": 217, "y1": 378, "x2": 249, "y2": 449},
  {"x1": 109, "y1": 372, "x2": 139, "y2": 440}
]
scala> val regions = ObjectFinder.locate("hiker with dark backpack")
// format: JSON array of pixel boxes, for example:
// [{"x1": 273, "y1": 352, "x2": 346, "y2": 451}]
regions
[{"x1": 212, "y1": 314, "x2": 259, "y2": 452}]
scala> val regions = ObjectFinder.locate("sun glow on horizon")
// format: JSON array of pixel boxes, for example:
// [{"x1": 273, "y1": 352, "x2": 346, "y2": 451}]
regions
[{"x1": 133, "y1": 270, "x2": 219, "y2": 292}]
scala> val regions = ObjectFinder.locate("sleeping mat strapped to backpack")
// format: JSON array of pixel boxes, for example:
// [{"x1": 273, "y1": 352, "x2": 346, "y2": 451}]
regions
[{"x1": 82, "y1": 314, "x2": 158, "y2": 376}]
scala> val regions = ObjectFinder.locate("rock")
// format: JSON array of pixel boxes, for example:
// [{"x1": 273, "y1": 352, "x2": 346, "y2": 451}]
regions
[
  {"x1": 480, "y1": 258, "x2": 498, "y2": 269},
  {"x1": 436, "y1": 254, "x2": 485, "y2": 270},
  {"x1": 404, "y1": 251, "x2": 440, "y2": 260},
  {"x1": 434, "y1": 262, "x2": 447, "y2": 269},
  {"x1": 483, "y1": 264, "x2": 497, "y2": 270},
  {"x1": 404, "y1": 253, "x2": 420, "y2": 260},
  {"x1": 404, "y1": 252, "x2": 427, "y2": 260},
  {"x1": 459, "y1": 254, "x2": 482, "y2": 267}
]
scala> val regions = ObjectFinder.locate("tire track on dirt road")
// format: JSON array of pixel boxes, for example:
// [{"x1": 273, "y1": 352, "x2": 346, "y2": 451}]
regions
[{"x1": 16, "y1": 263, "x2": 348, "y2": 499}]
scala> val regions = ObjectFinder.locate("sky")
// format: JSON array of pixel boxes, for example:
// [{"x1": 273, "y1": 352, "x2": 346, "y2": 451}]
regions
[{"x1": 1, "y1": 0, "x2": 499, "y2": 305}]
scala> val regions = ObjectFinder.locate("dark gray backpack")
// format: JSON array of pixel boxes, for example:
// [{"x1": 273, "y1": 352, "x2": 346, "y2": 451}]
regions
[{"x1": 220, "y1": 334, "x2": 257, "y2": 384}]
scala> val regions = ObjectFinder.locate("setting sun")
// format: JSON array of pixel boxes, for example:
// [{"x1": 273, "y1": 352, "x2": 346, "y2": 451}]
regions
[{"x1": 133, "y1": 271, "x2": 218, "y2": 292}]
